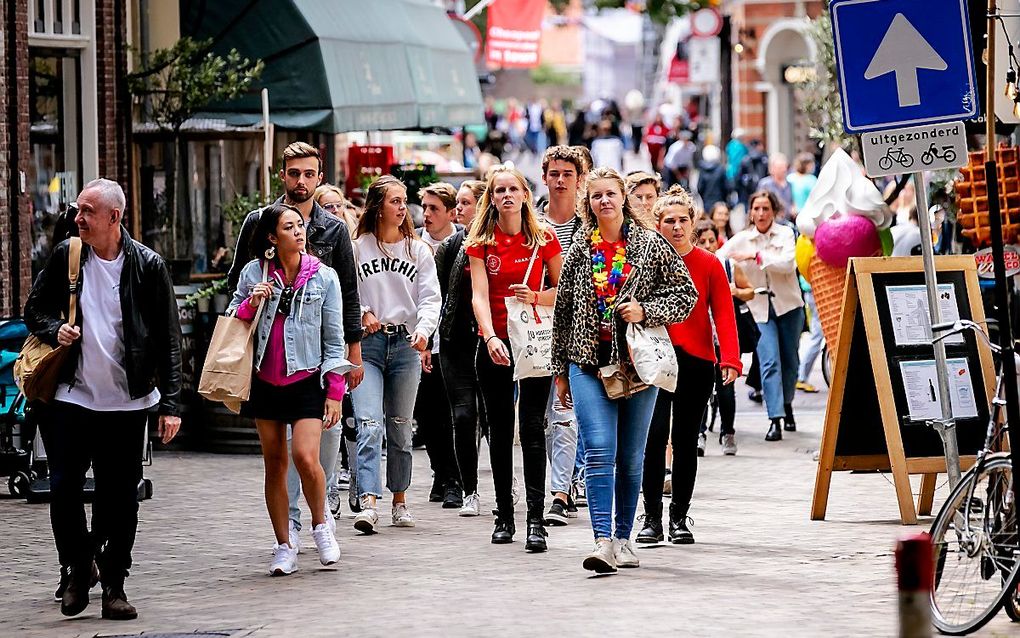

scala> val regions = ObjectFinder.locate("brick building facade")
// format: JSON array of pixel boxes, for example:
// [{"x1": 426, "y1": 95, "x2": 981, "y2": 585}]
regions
[
  {"x1": 728, "y1": 0, "x2": 824, "y2": 157},
  {"x1": 0, "y1": 0, "x2": 131, "y2": 317}
]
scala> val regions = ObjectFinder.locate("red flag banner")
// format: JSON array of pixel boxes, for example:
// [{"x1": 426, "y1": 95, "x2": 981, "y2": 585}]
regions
[{"x1": 486, "y1": 0, "x2": 545, "y2": 68}]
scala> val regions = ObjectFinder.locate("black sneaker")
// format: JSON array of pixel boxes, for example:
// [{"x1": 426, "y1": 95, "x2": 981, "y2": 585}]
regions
[
  {"x1": 442, "y1": 484, "x2": 463, "y2": 509},
  {"x1": 491, "y1": 517, "x2": 515, "y2": 544},
  {"x1": 747, "y1": 388, "x2": 763, "y2": 403},
  {"x1": 429, "y1": 477, "x2": 444, "y2": 503},
  {"x1": 669, "y1": 515, "x2": 695, "y2": 545},
  {"x1": 565, "y1": 495, "x2": 579, "y2": 519},
  {"x1": 544, "y1": 498, "x2": 570, "y2": 526}
]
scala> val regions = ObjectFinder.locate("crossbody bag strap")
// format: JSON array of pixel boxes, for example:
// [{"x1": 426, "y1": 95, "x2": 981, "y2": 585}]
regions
[
  {"x1": 520, "y1": 241, "x2": 541, "y2": 286},
  {"x1": 66, "y1": 237, "x2": 82, "y2": 326}
]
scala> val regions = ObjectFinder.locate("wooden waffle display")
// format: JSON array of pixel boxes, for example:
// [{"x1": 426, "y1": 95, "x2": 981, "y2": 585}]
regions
[
  {"x1": 956, "y1": 147, "x2": 1020, "y2": 247},
  {"x1": 809, "y1": 254, "x2": 848, "y2": 358}
]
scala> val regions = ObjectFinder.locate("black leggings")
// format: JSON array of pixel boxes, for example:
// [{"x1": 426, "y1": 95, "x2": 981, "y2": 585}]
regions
[
  {"x1": 701, "y1": 363, "x2": 736, "y2": 436},
  {"x1": 441, "y1": 337, "x2": 485, "y2": 494},
  {"x1": 475, "y1": 337, "x2": 549, "y2": 519},
  {"x1": 415, "y1": 354, "x2": 458, "y2": 488},
  {"x1": 642, "y1": 347, "x2": 716, "y2": 513}
]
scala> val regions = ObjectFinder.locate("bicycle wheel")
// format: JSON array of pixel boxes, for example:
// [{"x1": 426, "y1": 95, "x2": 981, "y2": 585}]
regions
[
  {"x1": 821, "y1": 346, "x2": 833, "y2": 388},
  {"x1": 930, "y1": 455, "x2": 1020, "y2": 635},
  {"x1": 1006, "y1": 582, "x2": 1020, "y2": 622}
]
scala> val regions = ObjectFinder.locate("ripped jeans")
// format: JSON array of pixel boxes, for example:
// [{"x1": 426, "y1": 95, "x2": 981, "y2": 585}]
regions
[
  {"x1": 352, "y1": 330, "x2": 422, "y2": 498},
  {"x1": 545, "y1": 381, "x2": 577, "y2": 496}
]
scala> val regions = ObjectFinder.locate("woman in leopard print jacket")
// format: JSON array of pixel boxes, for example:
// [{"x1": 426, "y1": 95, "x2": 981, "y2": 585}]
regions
[{"x1": 551, "y1": 167, "x2": 697, "y2": 575}]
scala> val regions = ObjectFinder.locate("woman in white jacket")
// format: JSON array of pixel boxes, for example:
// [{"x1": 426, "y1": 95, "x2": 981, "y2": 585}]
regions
[{"x1": 350, "y1": 176, "x2": 442, "y2": 533}]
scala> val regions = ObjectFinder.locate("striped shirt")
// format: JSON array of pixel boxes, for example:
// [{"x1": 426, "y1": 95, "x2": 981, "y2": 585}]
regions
[{"x1": 540, "y1": 207, "x2": 580, "y2": 252}]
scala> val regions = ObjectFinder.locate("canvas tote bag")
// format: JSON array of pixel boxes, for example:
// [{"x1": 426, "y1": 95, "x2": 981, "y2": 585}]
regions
[
  {"x1": 14, "y1": 237, "x2": 83, "y2": 402},
  {"x1": 504, "y1": 243, "x2": 555, "y2": 381},
  {"x1": 198, "y1": 262, "x2": 269, "y2": 413}
]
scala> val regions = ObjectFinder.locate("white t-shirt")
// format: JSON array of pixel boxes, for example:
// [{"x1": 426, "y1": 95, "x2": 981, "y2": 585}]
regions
[
  {"x1": 57, "y1": 251, "x2": 161, "y2": 411},
  {"x1": 420, "y1": 226, "x2": 455, "y2": 250},
  {"x1": 354, "y1": 235, "x2": 442, "y2": 341}
]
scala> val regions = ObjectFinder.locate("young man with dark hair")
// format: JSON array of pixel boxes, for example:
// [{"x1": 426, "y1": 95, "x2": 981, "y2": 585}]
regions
[
  {"x1": 226, "y1": 141, "x2": 363, "y2": 549},
  {"x1": 538, "y1": 146, "x2": 585, "y2": 525}
]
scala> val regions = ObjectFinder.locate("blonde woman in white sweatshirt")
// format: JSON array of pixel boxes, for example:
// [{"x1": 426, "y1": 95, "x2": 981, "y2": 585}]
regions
[{"x1": 351, "y1": 176, "x2": 442, "y2": 533}]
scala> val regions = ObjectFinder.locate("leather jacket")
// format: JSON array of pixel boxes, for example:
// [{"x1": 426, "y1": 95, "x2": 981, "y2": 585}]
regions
[
  {"x1": 434, "y1": 228, "x2": 473, "y2": 343},
  {"x1": 24, "y1": 229, "x2": 183, "y2": 416},
  {"x1": 226, "y1": 196, "x2": 363, "y2": 344}
]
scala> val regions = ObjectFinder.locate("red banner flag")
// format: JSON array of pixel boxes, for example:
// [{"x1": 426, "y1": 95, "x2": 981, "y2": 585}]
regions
[{"x1": 486, "y1": 0, "x2": 545, "y2": 68}]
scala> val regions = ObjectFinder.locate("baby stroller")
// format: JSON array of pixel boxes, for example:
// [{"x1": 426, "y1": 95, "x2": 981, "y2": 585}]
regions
[{"x1": 0, "y1": 318, "x2": 36, "y2": 496}]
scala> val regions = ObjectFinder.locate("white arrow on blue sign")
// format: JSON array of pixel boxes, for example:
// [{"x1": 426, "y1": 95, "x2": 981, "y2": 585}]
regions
[{"x1": 830, "y1": 0, "x2": 979, "y2": 134}]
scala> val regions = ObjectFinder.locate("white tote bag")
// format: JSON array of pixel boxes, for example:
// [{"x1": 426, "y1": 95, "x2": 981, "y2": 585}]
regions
[
  {"x1": 504, "y1": 244, "x2": 554, "y2": 380},
  {"x1": 624, "y1": 242, "x2": 678, "y2": 392}
]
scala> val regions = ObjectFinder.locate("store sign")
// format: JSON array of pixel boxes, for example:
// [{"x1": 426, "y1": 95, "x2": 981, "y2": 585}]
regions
[
  {"x1": 974, "y1": 246, "x2": 1020, "y2": 279},
  {"x1": 860, "y1": 120, "x2": 967, "y2": 177},
  {"x1": 486, "y1": 0, "x2": 545, "y2": 68}
]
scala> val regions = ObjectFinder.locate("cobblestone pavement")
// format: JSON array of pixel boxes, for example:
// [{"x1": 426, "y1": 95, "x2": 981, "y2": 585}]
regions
[{"x1": 3, "y1": 363, "x2": 1017, "y2": 637}]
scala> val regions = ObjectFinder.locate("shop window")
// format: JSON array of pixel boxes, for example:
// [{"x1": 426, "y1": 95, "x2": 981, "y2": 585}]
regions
[{"x1": 28, "y1": 51, "x2": 82, "y2": 278}]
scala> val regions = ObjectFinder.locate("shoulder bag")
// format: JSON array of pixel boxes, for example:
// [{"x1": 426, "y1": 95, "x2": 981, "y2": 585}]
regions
[{"x1": 15, "y1": 237, "x2": 83, "y2": 403}]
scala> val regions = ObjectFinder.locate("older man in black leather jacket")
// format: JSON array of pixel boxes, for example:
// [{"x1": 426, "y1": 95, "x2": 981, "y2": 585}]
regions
[{"x1": 24, "y1": 178, "x2": 181, "y2": 621}]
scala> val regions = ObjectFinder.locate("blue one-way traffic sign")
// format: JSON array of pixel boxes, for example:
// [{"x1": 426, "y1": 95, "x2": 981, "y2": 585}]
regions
[{"x1": 830, "y1": 0, "x2": 979, "y2": 134}]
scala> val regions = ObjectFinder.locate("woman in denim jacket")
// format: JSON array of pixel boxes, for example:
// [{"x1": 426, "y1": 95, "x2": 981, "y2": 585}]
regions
[{"x1": 229, "y1": 203, "x2": 354, "y2": 577}]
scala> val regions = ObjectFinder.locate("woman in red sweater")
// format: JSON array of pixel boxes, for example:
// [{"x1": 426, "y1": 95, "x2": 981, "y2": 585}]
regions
[{"x1": 637, "y1": 186, "x2": 742, "y2": 545}]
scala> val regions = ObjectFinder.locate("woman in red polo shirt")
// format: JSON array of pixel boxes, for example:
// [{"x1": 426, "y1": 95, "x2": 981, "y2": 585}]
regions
[
  {"x1": 465, "y1": 165, "x2": 562, "y2": 551},
  {"x1": 637, "y1": 186, "x2": 741, "y2": 546}
]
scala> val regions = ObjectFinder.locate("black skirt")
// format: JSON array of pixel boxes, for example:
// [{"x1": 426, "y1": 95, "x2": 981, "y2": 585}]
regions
[{"x1": 241, "y1": 373, "x2": 326, "y2": 422}]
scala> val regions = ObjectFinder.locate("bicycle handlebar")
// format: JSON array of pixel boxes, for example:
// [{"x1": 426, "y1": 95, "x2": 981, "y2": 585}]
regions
[{"x1": 931, "y1": 319, "x2": 1001, "y2": 353}]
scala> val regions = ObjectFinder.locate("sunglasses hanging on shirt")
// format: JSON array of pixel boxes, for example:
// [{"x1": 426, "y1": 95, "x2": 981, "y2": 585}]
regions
[{"x1": 277, "y1": 285, "x2": 296, "y2": 316}]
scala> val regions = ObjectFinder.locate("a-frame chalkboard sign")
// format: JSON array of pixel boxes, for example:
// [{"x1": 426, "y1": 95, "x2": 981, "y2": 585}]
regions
[{"x1": 811, "y1": 256, "x2": 995, "y2": 525}]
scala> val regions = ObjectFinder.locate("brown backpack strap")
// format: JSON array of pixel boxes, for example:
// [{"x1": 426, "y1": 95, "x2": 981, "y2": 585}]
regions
[{"x1": 67, "y1": 237, "x2": 82, "y2": 326}]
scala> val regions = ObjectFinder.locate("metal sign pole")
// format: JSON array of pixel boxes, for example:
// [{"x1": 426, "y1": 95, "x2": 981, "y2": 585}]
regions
[{"x1": 913, "y1": 172, "x2": 963, "y2": 489}]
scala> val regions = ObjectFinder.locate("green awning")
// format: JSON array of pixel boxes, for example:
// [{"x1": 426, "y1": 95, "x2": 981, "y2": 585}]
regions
[{"x1": 182, "y1": 0, "x2": 484, "y2": 133}]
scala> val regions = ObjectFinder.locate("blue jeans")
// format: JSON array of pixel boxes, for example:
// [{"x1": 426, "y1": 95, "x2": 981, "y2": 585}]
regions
[
  {"x1": 287, "y1": 425, "x2": 343, "y2": 530},
  {"x1": 544, "y1": 381, "x2": 577, "y2": 495},
  {"x1": 352, "y1": 331, "x2": 422, "y2": 498},
  {"x1": 568, "y1": 364, "x2": 659, "y2": 540},
  {"x1": 798, "y1": 291, "x2": 824, "y2": 382},
  {"x1": 756, "y1": 304, "x2": 804, "y2": 420}
]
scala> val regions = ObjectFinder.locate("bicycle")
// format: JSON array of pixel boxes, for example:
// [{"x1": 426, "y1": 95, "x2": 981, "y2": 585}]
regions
[
  {"x1": 927, "y1": 319, "x2": 1020, "y2": 635},
  {"x1": 878, "y1": 146, "x2": 915, "y2": 171}
]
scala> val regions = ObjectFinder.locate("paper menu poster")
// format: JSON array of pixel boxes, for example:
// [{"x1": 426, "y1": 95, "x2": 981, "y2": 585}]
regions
[
  {"x1": 886, "y1": 284, "x2": 964, "y2": 347},
  {"x1": 898, "y1": 358, "x2": 979, "y2": 422}
]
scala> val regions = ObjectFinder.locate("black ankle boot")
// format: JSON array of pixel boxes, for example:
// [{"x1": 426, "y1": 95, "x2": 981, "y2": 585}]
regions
[
  {"x1": 61, "y1": 562, "x2": 96, "y2": 617},
  {"x1": 525, "y1": 518, "x2": 548, "y2": 552},
  {"x1": 637, "y1": 502, "x2": 664, "y2": 543},
  {"x1": 784, "y1": 404, "x2": 796, "y2": 431},
  {"x1": 491, "y1": 514, "x2": 515, "y2": 544},
  {"x1": 765, "y1": 418, "x2": 783, "y2": 441},
  {"x1": 668, "y1": 503, "x2": 694, "y2": 544}
]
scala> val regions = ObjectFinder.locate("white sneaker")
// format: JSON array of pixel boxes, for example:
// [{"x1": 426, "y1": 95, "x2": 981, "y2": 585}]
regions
[
  {"x1": 269, "y1": 543, "x2": 298, "y2": 576},
  {"x1": 511, "y1": 475, "x2": 521, "y2": 506},
  {"x1": 613, "y1": 537, "x2": 640, "y2": 568},
  {"x1": 289, "y1": 521, "x2": 301, "y2": 554},
  {"x1": 324, "y1": 504, "x2": 337, "y2": 534},
  {"x1": 327, "y1": 489, "x2": 343, "y2": 519},
  {"x1": 459, "y1": 492, "x2": 481, "y2": 517},
  {"x1": 353, "y1": 498, "x2": 379, "y2": 534},
  {"x1": 582, "y1": 538, "x2": 617, "y2": 574},
  {"x1": 697, "y1": 432, "x2": 707, "y2": 457},
  {"x1": 392, "y1": 502, "x2": 416, "y2": 527},
  {"x1": 721, "y1": 434, "x2": 738, "y2": 456},
  {"x1": 311, "y1": 523, "x2": 341, "y2": 566}
]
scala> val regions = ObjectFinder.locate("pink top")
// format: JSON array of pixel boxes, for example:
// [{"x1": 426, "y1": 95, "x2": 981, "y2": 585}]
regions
[{"x1": 236, "y1": 255, "x2": 346, "y2": 401}]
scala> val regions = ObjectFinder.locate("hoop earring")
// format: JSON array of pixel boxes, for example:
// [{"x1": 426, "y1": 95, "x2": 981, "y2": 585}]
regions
[{"x1": 264, "y1": 246, "x2": 276, "y2": 260}]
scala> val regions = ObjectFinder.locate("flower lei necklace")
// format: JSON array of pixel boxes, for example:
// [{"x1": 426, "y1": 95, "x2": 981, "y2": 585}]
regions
[{"x1": 591, "y1": 220, "x2": 630, "y2": 322}]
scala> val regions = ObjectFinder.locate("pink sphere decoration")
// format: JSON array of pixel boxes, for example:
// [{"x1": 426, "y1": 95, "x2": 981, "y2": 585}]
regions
[{"x1": 813, "y1": 214, "x2": 881, "y2": 268}]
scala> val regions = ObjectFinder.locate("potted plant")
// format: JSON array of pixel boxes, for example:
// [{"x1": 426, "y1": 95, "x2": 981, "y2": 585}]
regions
[{"x1": 184, "y1": 278, "x2": 229, "y2": 314}]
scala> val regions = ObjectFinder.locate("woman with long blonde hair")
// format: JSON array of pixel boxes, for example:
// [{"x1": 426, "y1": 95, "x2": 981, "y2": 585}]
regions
[
  {"x1": 551, "y1": 168, "x2": 697, "y2": 573},
  {"x1": 465, "y1": 165, "x2": 563, "y2": 551},
  {"x1": 349, "y1": 176, "x2": 442, "y2": 534}
]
